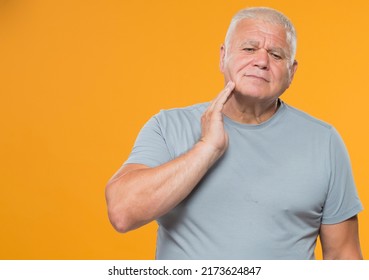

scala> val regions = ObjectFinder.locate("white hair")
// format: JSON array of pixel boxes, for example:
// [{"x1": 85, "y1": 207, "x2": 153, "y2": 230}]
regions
[{"x1": 224, "y1": 7, "x2": 297, "y2": 63}]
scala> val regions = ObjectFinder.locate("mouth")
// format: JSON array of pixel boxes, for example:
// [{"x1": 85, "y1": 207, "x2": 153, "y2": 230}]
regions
[{"x1": 244, "y1": 74, "x2": 270, "y2": 82}]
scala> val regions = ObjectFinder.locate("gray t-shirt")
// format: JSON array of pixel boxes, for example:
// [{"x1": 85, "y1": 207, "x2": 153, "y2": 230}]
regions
[{"x1": 125, "y1": 101, "x2": 363, "y2": 259}]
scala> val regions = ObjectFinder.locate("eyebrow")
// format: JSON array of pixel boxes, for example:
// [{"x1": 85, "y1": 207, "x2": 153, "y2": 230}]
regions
[
  {"x1": 240, "y1": 41, "x2": 288, "y2": 56},
  {"x1": 268, "y1": 47, "x2": 286, "y2": 55},
  {"x1": 240, "y1": 40, "x2": 260, "y2": 48}
]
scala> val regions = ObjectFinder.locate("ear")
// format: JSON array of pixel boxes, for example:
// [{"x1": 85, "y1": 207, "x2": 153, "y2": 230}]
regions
[
  {"x1": 289, "y1": 60, "x2": 298, "y2": 83},
  {"x1": 219, "y1": 44, "x2": 226, "y2": 73}
]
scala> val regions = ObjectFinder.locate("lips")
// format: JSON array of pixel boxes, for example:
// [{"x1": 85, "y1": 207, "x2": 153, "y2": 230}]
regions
[{"x1": 244, "y1": 74, "x2": 270, "y2": 82}]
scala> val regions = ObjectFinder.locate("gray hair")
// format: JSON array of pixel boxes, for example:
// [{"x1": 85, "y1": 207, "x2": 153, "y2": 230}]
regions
[{"x1": 224, "y1": 7, "x2": 297, "y2": 63}]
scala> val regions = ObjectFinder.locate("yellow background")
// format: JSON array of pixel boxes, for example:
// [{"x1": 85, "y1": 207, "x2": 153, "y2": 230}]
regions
[{"x1": 0, "y1": 0, "x2": 368, "y2": 260}]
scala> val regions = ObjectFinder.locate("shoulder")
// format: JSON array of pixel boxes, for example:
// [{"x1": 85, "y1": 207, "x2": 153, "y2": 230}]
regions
[
  {"x1": 154, "y1": 102, "x2": 209, "y2": 126},
  {"x1": 283, "y1": 102, "x2": 334, "y2": 133},
  {"x1": 153, "y1": 103, "x2": 207, "y2": 156},
  {"x1": 157, "y1": 102, "x2": 208, "y2": 117}
]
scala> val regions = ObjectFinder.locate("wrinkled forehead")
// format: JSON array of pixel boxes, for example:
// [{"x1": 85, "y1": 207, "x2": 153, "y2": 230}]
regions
[
  {"x1": 228, "y1": 19, "x2": 292, "y2": 56},
  {"x1": 232, "y1": 19, "x2": 288, "y2": 44}
]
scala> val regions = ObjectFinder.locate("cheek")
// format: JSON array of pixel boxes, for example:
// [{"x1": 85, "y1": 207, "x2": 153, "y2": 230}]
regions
[
  {"x1": 225, "y1": 57, "x2": 249, "y2": 77},
  {"x1": 222, "y1": 62, "x2": 236, "y2": 80},
  {"x1": 273, "y1": 67, "x2": 291, "y2": 84}
]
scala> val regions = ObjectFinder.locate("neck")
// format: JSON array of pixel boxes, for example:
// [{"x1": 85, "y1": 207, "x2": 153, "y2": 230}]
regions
[{"x1": 223, "y1": 95, "x2": 280, "y2": 124}]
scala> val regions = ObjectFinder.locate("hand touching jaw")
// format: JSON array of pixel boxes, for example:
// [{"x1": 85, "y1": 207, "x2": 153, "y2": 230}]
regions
[{"x1": 220, "y1": 18, "x2": 297, "y2": 106}]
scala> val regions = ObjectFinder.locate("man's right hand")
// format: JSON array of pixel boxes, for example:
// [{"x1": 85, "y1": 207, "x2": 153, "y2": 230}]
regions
[
  {"x1": 199, "y1": 81, "x2": 235, "y2": 158},
  {"x1": 106, "y1": 81, "x2": 235, "y2": 233}
]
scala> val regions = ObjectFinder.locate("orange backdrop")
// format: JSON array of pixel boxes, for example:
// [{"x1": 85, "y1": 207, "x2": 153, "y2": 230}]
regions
[{"x1": 0, "y1": 0, "x2": 368, "y2": 260}]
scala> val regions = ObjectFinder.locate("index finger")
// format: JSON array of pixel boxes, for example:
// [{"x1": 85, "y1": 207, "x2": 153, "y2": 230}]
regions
[{"x1": 210, "y1": 81, "x2": 235, "y2": 111}]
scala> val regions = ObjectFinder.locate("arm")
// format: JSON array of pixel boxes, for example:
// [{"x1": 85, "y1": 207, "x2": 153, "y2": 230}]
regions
[
  {"x1": 320, "y1": 215, "x2": 363, "y2": 259},
  {"x1": 105, "y1": 81, "x2": 235, "y2": 233}
]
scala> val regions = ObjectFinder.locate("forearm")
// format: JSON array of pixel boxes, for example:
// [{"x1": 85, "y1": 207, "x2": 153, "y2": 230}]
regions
[
  {"x1": 106, "y1": 82, "x2": 235, "y2": 233},
  {"x1": 106, "y1": 141, "x2": 222, "y2": 233}
]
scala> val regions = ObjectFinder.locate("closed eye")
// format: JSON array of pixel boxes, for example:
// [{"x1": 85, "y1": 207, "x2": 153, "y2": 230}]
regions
[
  {"x1": 243, "y1": 48, "x2": 256, "y2": 53},
  {"x1": 269, "y1": 52, "x2": 282, "y2": 60}
]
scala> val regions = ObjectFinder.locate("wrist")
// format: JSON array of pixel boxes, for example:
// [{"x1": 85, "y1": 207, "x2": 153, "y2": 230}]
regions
[{"x1": 193, "y1": 140, "x2": 225, "y2": 166}]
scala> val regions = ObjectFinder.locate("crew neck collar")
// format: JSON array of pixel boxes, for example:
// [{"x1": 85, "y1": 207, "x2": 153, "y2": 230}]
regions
[{"x1": 223, "y1": 99, "x2": 286, "y2": 130}]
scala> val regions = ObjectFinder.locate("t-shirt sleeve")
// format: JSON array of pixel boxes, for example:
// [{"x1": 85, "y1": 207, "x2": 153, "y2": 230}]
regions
[
  {"x1": 321, "y1": 127, "x2": 363, "y2": 224},
  {"x1": 124, "y1": 114, "x2": 172, "y2": 168}
]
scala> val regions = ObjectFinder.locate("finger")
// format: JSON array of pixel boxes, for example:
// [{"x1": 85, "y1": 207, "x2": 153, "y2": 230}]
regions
[
  {"x1": 207, "y1": 81, "x2": 235, "y2": 113},
  {"x1": 211, "y1": 81, "x2": 235, "y2": 104},
  {"x1": 212, "y1": 81, "x2": 235, "y2": 111}
]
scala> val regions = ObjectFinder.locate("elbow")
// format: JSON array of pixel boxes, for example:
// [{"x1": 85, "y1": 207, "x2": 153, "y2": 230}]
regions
[
  {"x1": 105, "y1": 185, "x2": 134, "y2": 234},
  {"x1": 107, "y1": 204, "x2": 153, "y2": 233},
  {"x1": 110, "y1": 219, "x2": 131, "y2": 234},
  {"x1": 107, "y1": 207, "x2": 134, "y2": 234},
  {"x1": 106, "y1": 193, "x2": 144, "y2": 233},
  {"x1": 105, "y1": 179, "x2": 152, "y2": 233}
]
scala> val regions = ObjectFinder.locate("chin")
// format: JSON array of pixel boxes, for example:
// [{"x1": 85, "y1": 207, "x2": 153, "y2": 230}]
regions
[{"x1": 234, "y1": 87, "x2": 268, "y2": 100}]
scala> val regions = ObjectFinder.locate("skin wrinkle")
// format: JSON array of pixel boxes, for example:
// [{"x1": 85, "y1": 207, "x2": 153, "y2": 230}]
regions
[{"x1": 220, "y1": 19, "x2": 297, "y2": 124}]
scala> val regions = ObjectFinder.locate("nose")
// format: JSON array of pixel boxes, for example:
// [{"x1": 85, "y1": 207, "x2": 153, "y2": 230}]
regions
[{"x1": 253, "y1": 49, "x2": 269, "y2": 70}]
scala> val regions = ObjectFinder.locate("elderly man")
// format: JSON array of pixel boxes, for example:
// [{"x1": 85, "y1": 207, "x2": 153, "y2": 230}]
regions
[{"x1": 105, "y1": 7, "x2": 363, "y2": 259}]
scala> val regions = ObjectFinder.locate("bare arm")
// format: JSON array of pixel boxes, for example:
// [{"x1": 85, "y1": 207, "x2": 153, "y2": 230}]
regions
[
  {"x1": 320, "y1": 215, "x2": 363, "y2": 259},
  {"x1": 105, "y1": 82, "x2": 235, "y2": 233}
]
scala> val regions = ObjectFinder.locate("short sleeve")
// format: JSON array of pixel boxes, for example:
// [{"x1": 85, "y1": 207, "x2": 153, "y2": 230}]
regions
[
  {"x1": 124, "y1": 114, "x2": 172, "y2": 168},
  {"x1": 321, "y1": 128, "x2": 363, "y2": 224}
]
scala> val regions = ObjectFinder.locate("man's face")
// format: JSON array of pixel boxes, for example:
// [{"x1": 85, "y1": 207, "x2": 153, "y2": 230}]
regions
[{"x1": 220, "y1": 18, "x2": 297, "y2": 101}]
